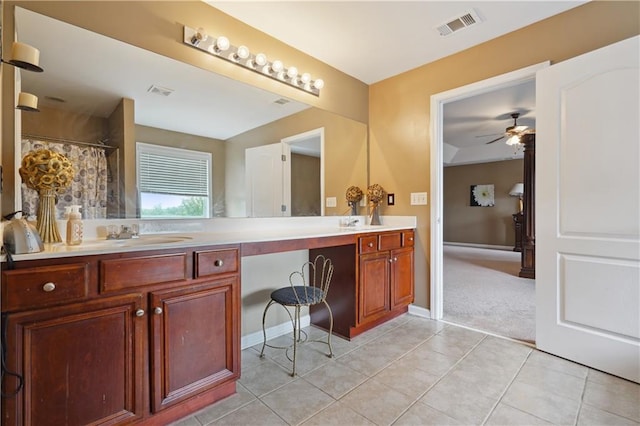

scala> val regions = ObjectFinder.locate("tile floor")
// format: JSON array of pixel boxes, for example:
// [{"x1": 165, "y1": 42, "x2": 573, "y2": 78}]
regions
[{"x1": 171, "y1": 314, "x2": 640, "y2": 426}]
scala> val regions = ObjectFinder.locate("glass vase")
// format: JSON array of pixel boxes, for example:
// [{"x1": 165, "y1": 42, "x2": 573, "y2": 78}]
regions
[
  {"x1": 349, "y1": 201, "x2": 359, "y2": 216},
  {"x1": 37, "y1": 189, "x2": 62, "y2": 243},
  {"x1": 369, "y1": 204, "x2": 381, "y2": 226}
]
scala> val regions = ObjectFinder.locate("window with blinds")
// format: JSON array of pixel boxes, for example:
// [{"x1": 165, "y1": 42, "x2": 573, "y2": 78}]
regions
[{"x1": 136, "y1": 142, "x2": 212, "y2": 218}]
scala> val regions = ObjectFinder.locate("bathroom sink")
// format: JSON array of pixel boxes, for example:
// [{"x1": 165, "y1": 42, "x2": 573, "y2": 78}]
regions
[{"x1": 78, "y1": 235, "x2": 194, "y2": 249}]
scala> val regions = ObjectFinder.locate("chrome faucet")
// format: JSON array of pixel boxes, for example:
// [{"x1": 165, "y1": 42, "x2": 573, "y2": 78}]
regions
[{"x1": 107, "y1": 224, "x2": 140, "y2": 240}]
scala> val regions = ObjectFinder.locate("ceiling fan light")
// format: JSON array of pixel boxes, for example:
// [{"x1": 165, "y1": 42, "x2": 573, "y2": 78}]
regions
[{"x1": 506, "y1": 135, "x2": 521, "y2": 146}]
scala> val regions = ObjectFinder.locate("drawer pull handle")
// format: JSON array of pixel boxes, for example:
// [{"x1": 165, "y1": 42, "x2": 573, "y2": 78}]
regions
[
  {"x1": 135, "y1": 309, "x2": 145, "y2": 317},
  {"x1": 367, "y1": 242, "x2": 374, "y2": 248},
  {"x1": 154, "y1": 307, "x2": 163, "y2": 315},
  {"x1": 42, "y1": 282, "x2": 56, "y2": 292},
  {"x1": 214, "y1": 259, "x2": 224, "y2": 267}
]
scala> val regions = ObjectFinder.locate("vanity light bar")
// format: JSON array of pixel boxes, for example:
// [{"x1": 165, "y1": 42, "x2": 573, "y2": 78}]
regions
[{"x1": 183, "y1": 26, "x2": 323, "y2": 96}]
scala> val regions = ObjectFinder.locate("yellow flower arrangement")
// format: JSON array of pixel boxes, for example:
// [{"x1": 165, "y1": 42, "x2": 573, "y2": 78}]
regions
[
  {"x1": 346, "y1": 186, "x2": 363, "y2": 203},
  {"x1": 367, "y1": 183, "x2": 385, "y2": 206},
  {"x1": 19, "y1": 149, "x2": 75, "y2": 193}
]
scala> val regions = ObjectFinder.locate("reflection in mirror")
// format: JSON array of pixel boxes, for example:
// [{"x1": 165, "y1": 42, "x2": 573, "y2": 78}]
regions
[{"x1": 12, "y1": 6, "x2": 367, "y2": 219}]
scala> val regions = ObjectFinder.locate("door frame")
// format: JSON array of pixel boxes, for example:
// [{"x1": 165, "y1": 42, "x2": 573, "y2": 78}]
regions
[{"x1": 429, "y1": 61, "x2": 549, "y2": 320}]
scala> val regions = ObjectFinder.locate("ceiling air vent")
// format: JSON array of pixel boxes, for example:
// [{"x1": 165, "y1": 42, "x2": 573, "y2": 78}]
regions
[
  {"x1": 147, "y1": 85, "x2": 174, "y2": 97},
  {"x1": 436, "y1": 9, "x2": 482, "y2": 37},
  {"x1": 273, "y1": 98, "x2": 290, "y2": 105}
]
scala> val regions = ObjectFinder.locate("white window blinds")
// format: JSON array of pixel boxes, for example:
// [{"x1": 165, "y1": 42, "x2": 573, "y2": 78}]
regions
[{"x1": 137, "y1": 143, "x2": 211, "y2": 197}]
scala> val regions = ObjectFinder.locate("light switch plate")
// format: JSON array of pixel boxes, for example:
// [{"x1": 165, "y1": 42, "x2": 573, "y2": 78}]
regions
[
  {"x1": 410, "y1": 192, "x2": 428, "y2": 205},
  {"x1": 326, "y1": 197, "x2": 337, "y2": 207}
]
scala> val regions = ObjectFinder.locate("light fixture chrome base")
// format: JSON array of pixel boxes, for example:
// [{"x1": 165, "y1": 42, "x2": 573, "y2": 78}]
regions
[{"x1": 183, "y1": 26, "x2": 322, "y2": 96}]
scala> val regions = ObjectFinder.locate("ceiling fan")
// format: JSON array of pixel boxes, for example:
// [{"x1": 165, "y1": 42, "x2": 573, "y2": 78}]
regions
[{"x1": 485, "y1": 112, "x2": 534, "y2": 145}]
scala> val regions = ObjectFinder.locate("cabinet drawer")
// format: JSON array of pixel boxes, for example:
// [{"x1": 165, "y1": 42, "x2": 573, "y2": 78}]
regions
[
  {"x1": 195, "y1": 248, "x2": 239, "y2": 278},
  {"x1": 100, "y1": 253, "x2": 187, "y2": 293},
  {"x1": 2, "y1": 263, "x2": 90, "y2": 311},
  {"x1": 402, "y1": 231, "x2": 415, "y2": 247},
  {"x1": 379, "y1": 232, "x2": 402, "y2": 251},
  {"x1": 359, "y1": 236, "x2": 378, "y2": 254}
]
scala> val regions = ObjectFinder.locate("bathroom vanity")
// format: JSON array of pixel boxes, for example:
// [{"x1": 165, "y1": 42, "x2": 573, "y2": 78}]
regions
[{"x1": 0, "y1": 217, "x2": 415, "y2": 425}]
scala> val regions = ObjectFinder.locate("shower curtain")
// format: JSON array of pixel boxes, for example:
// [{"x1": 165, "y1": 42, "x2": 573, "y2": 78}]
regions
[{"x1": 21, "y1": 139, "x2": 109, "y2": 219}]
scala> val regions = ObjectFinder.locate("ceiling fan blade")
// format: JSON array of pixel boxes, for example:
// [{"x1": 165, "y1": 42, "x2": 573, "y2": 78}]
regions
[
  {"x1": 475, "y1": 133, "x2": 503, "y2": 138},
  {"x1": 485, "y1": 135, "x2": 505, "y2": 144}
]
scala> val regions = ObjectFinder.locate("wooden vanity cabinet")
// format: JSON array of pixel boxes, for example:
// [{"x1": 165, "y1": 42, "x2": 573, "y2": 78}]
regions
[
  {"x1": 1, "y1": 245, "x2": 240, "y2": 426},
  {"x1": 311, "y1": 229, "x2": 415, "y2": 339}
]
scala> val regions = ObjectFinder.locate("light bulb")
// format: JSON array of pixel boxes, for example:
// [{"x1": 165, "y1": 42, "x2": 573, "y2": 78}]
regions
[
  {"x1": 254, "y1": 53, "x2": 267, "y2": 67},
  {"x1": 300, "y1": 73, "x2": 311, "y2": 84},
  {"x1": 286, "y1": 66, "x2": 298, "y2": 79},
  {"x1": 236, "y1": 45, "x2": 250, "y2": 59},
  {"x1": 190, "y1": 27, "x2": 208, "y2": 46},
  {"x1": 313, "y1": 79, "x2": 324, "y2": 90},
  {"x1": 215, "y1": 36, "x2": 230, "y2": 52},
  {"x1": 271, "y1": 60, "x2": 284, "y2": 73}
]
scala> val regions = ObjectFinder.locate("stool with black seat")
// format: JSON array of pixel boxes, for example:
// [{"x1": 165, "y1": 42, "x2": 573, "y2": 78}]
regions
[{"x1": 259, "y1": 254, "x2": 334, "y2": 376}]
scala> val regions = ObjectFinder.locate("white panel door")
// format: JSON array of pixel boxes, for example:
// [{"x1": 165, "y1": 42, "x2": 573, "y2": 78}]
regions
[
  {"x1": 245, "y1": 143, "x2": 290, "y2": 217},
  {"x1": 536, "y1": 36, "x2": 640, "y2": 382}
]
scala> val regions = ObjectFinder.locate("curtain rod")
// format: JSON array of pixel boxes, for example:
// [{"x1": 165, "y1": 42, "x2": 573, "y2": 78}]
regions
[{"x1": 22, "y1": 134, "x2": 118, "y2": 150}]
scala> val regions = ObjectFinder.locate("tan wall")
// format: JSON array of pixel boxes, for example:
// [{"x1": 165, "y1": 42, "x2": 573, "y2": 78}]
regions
[
  {"x1": 135, "y1": 125, "x2": 227, "y2": 216},
  {"x1": 225, "y1": 107, "x2": 368, "y2": 217},
  {"x1": 443, "y1": 160, "x2": 523, "y2": 246},
  {"x1": 22, "y1": 105, "x2": 108, "y2": 142},
  {"x1": 291, "y1": 154, "x2": 321, "y2": 216},
  {"x1": 369, "y1": 1, "x2": 640, "y2": 309}
]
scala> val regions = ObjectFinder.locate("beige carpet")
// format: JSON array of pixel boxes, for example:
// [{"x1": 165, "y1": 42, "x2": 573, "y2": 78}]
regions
[{"x1": 443, "y1": 244, "x2": 535, "y2": 343}]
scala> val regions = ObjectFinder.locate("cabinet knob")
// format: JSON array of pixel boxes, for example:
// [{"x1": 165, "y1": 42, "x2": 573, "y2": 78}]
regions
[
  {"x1": 368, "y1": 242, "x2": 374, "y2": 248},
  {"x1": 214, "y1": 259, "x2": 224, "y2": 267},
  {"x1": 42, "y1": 282, "x2": 56, "y2": 292},
  {"x1": 135, "y1": 309, "x2": 145, "y2": 317},
  {"x1": 154, "y1": 307, "x2": 163, "y2": 315},
  {"x1": 394, "y1": 257, "x2": 398, "y2": 262},
  {"x1": 389, "y1": 258, "x2": 394, "y2": 263},
  {"x1": 409, "y1": 237, "x2": 414, "y2": 241}
]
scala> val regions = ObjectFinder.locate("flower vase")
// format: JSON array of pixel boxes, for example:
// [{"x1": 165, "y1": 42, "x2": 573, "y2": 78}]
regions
[
  {"x1": 369, "y1": 204, "x2": 381, "y2": 226},
  {"x1": 349, "y1": 201, "x2": 359, "y2": 216},
  {"x1": 36, "y1": 189, "x2": 62, "y2": 243}
]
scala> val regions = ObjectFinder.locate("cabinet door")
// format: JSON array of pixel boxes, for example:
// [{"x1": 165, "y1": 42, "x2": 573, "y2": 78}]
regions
[
  {"x1": 149, "y1": 278, "x2": 240, "y2": 412},
  {"x1": 358, "y1": 251, "x2": 390, "y2": 325},
  {"x1": 2, "y1": 295, "x2": 144, "y2": 426},
  {"x1": 391, "y1": 247, "x2": 415, "y2": 309}
]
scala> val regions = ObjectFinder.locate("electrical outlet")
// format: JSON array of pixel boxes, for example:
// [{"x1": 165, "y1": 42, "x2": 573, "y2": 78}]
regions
[
  {"x1": 326, "y1": 197, "x2": 337, "y2": 207},
  {"x1": 410, "y1": 192, "x2": 428, "y2": 205}
]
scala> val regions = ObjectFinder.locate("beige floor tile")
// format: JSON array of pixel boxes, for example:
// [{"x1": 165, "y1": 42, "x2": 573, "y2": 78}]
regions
[
  {"x1": 303, "y1": 360, "x2": 368, "y2": 399},
  {"x1": 420, "y1": 381, "x2": 497, "y2": 424},
  {"x1": 394, "y1": 401, "x2": 464, "y2": 425},
  {"x1": 501, "y1": 380, "x2": 581, "y2": 425},
  {"x1": 439, "y1": 360, "x2": 515, "y2": 401},
  {"x1": 400, "y1": 342, "x2": 462, "y2": 377},
  {"x1": 527, "y1": 350, "x2": 588, "y2": 379},
  {"x1": 418, "y1": 333, "x2": 482, "y2": 359},
  {"x1": 238, "y1": 359, "x2": 295, "y2": 397},
  {"x1": 336, "y1": 344, "x2": 396, "y2": 376},
  {"x1": 308, "y1": 332, "x2": 358, "y2": 358},
  {"x1": 438, "y1": 324, "x2": 486, "y2": 342},
  {"x1": 341, "y1": 378, "x2": 416, "y2": 425},
  {"x1": 485, "y1": 403, "x2": 553, "y2": 425},
  {"x1": 365, "y1": 330, "x2": 422, "y2": 358},
  {"x1": 374, "y1": 357, "x2": 440, "y2": 399},
  {"x1": 578, "y1": 403, "x2": 640, "y2": 426},
  {"x1": 270, "y1": 343, "x2": 333, "y2": 376},
  {"x1": 170, "y1": 415, "x2": 202, "y2": 426},
  {"x1": 242, "y1": 347, "x2": 267, "y2": 372},
  {"x1": 194, "y1": 383, "x2": 257, "y2": 425},
  {"x1": 260, "y1": 378, "x2": 335, "y2": 425},
  {"x1": 301, "y1": 400, "x2": 376, "y2": 426},
  {"x1": 583, "y1": 374, "x2": 640, "y2": 422},
  {"x1": 212, "y1": 400, "x2": 287, "y2": 426},
  {"x1": 515, "y1": 363, "x2": 586, "y2": 401}
]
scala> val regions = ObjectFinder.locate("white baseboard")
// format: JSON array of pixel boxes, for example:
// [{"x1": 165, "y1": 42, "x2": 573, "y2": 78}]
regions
[
  {"x1": 241, "y1": 315, "x2": 310, "y2": 350},
  {"x1": 408, "y1": 304, "x2": 431, "y2": 319},
  {"x1": 444, "y1": 241, "x2": 513, "y2": 251}
]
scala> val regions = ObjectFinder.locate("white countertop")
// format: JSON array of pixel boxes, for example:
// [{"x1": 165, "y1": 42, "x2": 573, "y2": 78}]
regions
[{"x1": 4, "y1": 216, "x2": 417, "y2": 261}]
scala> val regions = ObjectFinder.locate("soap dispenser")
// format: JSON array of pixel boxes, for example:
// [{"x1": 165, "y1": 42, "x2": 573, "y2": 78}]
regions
[{"x1": 66, "y1": 205, "x2": 83, "y2": 246}]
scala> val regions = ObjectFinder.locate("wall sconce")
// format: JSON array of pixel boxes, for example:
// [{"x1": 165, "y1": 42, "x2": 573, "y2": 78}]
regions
[
  {"x1": 183, "y1": 26, "x2": 323, "y2": 96},
  {"x1": 1, "y1": 41, "x2": 44, "y2": 72},
  {"x1": 509, "y1": 182, "x2": 524, "y2": 213},
  {"x1": 16, "y1": 92, "x2": 39, "y2": 112}
]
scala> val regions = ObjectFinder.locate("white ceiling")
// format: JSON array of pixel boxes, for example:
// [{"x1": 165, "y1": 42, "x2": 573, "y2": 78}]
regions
[{"x1": 210, "y1": 1, "x2": 586, "y2": 84}]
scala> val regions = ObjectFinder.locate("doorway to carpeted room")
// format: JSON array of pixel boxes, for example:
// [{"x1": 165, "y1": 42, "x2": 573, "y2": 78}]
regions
[{"x1": 443, "y1": 244, "x2": 535, "y2": 343}]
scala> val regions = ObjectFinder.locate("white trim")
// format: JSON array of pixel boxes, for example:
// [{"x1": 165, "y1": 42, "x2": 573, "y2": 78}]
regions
[
  {"x1": 430, "y1": 61, "x2": 550, "y2": 320},
  {"x1": 241, "y1": 315, "x2": 310, "y2": 350},
  {"x1": 408, "y1": 304, "x2": 431, "y2": 319},
  {"x1": 444, "y1": 242, "x2": 514, "y2": 251}
]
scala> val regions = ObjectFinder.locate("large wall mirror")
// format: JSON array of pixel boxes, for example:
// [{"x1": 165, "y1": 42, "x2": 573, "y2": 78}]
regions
[{"x1": 9, "y1": 6, "x2": 368, "y2": 219}]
